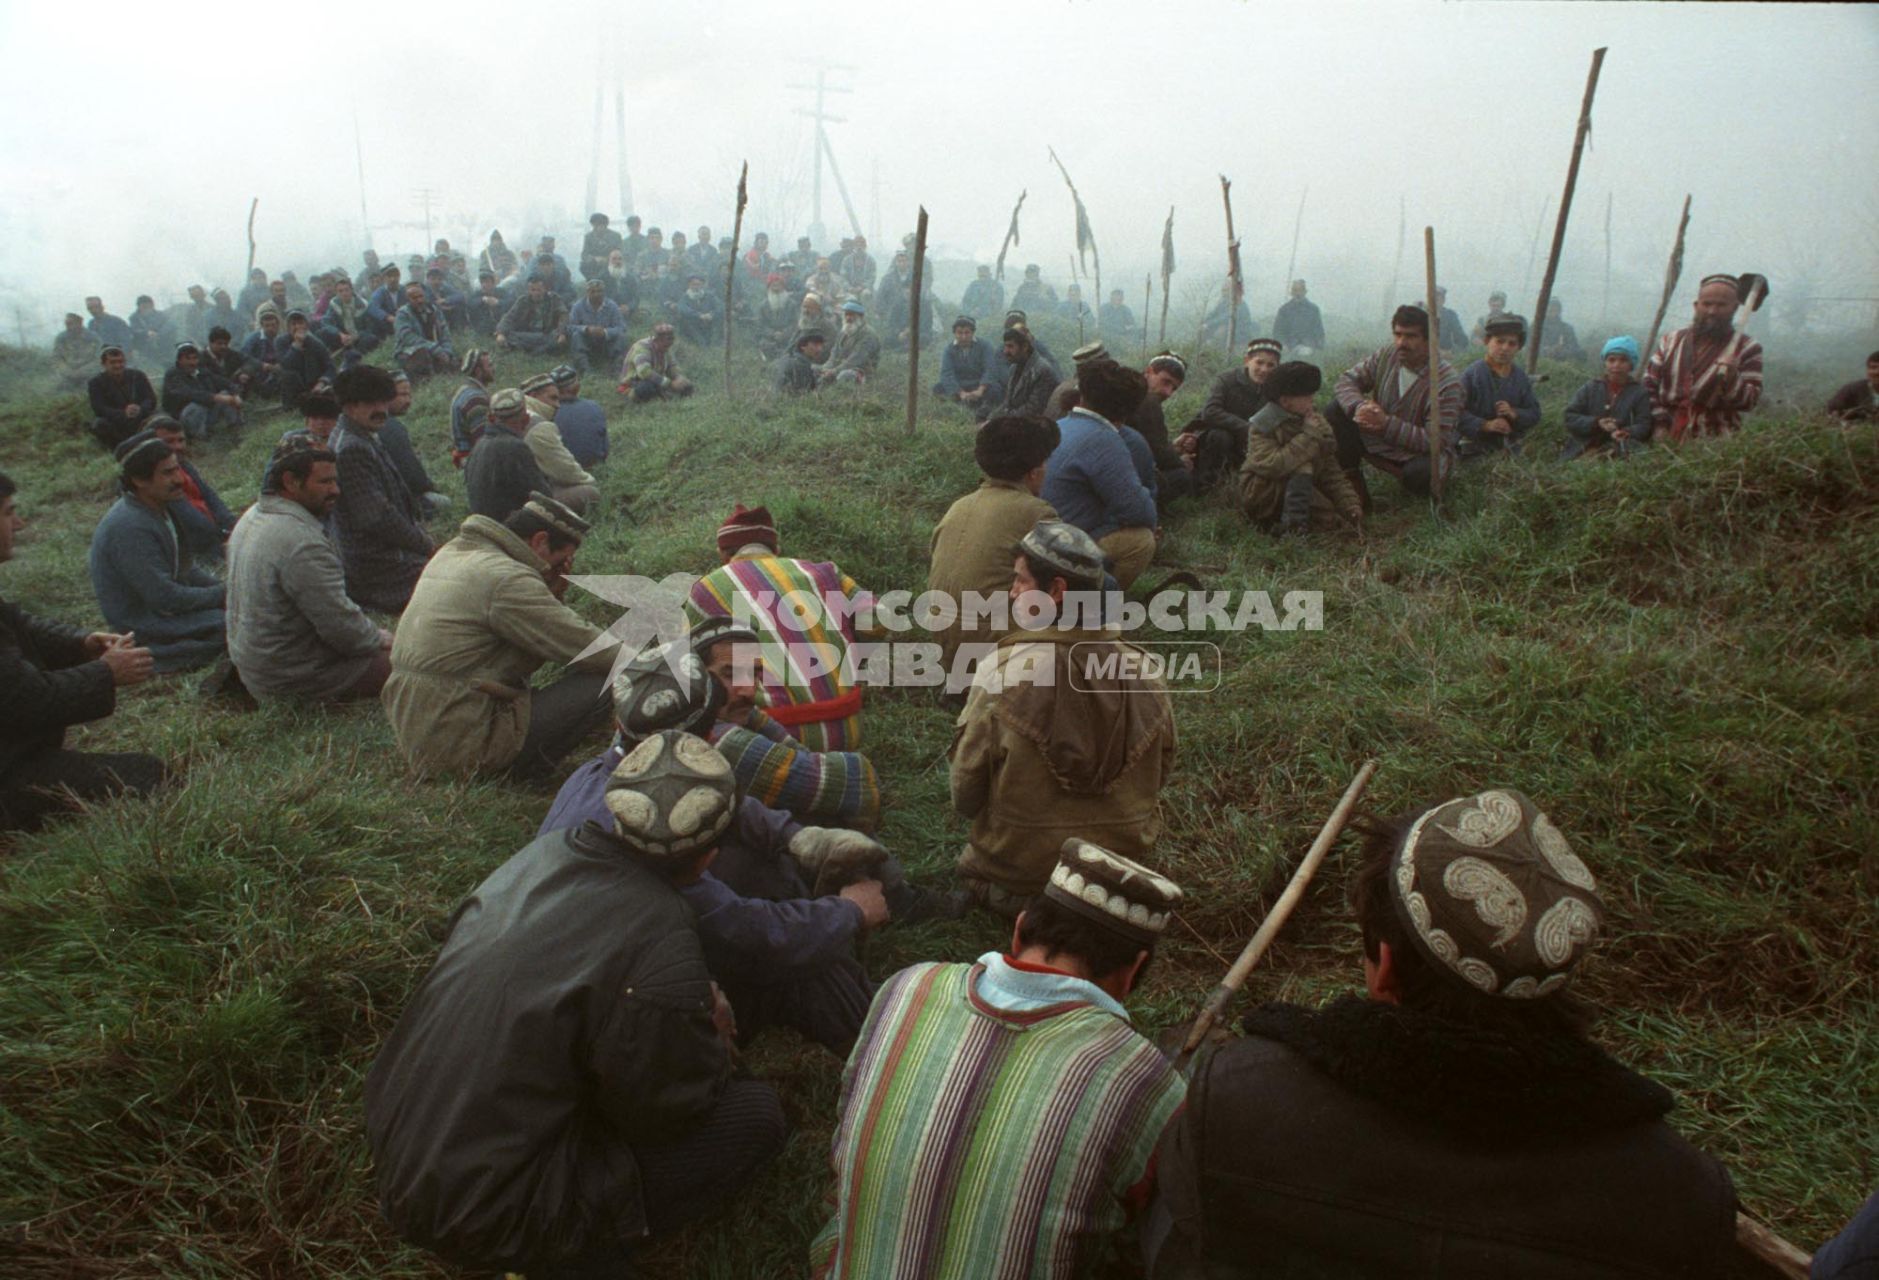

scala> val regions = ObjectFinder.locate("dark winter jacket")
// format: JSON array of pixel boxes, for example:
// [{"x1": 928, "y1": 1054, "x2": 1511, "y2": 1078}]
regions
[
  {"x1": 364, "y1": 824, "x2": 730, "y2": 1270},
  {"x1": 0, "y1": 598, "x2": 114, "y2": 777},
  {"x1": 1148, "y1": 997, "x2": 1760, "y2": 1279},
  {"x1": 87, "y1": 368, "x2": 158, "y2": 435}
]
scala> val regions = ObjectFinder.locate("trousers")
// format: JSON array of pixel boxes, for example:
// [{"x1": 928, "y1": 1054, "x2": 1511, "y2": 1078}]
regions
[
  {"x1": 510, "y1": 670, "x2": 612, "y2": 782},
  {"x1": 0, "y1": 748, "x2": 169, "y2": 832}
]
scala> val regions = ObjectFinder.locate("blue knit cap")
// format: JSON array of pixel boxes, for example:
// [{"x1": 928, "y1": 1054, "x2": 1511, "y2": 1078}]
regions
[{"x1": 1601, "y1": 335, "x2": 1641, "y2": 368}]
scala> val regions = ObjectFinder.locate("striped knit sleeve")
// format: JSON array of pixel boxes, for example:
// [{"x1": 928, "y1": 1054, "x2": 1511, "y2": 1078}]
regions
[{"x1": 710, "y1": 718, "x2": 881, "y2": 829}]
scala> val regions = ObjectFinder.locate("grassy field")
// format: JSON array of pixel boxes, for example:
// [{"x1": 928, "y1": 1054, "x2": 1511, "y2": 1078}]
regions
[{"x1": 0, "y1": 317, "x2": 1874, "y2": 1277}]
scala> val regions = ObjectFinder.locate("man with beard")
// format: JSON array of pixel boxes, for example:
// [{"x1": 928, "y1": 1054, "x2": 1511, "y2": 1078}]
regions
[
  {"x1": 227, "y1": 444, "x2": 393, "y2": 704},
  {"x1": 1643, "y1": 273, "x2": 1765, "y2": 442},
  {"x1": 87, "y1": 346, "x2": 157, "y2": 449},
  {"x1": 496, "y1": 277, "x2": 570, "y2": 356},
  {"x1": 961, "y1": 265, "x2": 1004, "y2": 327},
  {"x1": 675, "y1": 273, "x2": 720, "y2": 345},
  {"x1": 580, "y1": 212, "x2": 625, "y2": 281},
  {"x1": 754, "y1": 274, "x2": 799, "y2": 360},
  {"x1": 1182, "y1": 338, "x2": 1282, "y2": 493},
  {"x1": 596, "y1": 247, "x2": 640, "y2": 316},
  {"x1": 995, "y1": 325, "x2": 1059, "y2": 419},
  {"x1": 934, "y1": 316, "x2": 1001, "y2": 418},
  {"x1": 818, "y1": 300, "x2": 881, "y2": 387},
  {"x1": 1327, "y1": 305, "x2": 1462, "y2": 502},
  {"x1": 393, "y1": 280, "x2": 455, "y2": 379},
  {"x1": 329, "y1": 365, "x2": 434, "y2": 613},
  {"x1": 161, "y1": 342, "x2": 244, "y2": 439},
  {"x1": 1273, "y1": 279, "x2": 1326, "y2": 354}
]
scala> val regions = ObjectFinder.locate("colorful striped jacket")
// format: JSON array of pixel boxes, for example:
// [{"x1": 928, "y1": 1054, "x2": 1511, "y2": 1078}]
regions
[
  {"x1": 812, "y1": 959, "x2": 1185, "y2": 1279},
  {"x1": 1332, "y1": 343, "x2": 1463, "y2": 477},
  {"x1": 686, "y1": 551, "x2": 877, "y2": 752},
  {"x1": 1643, "y1": 326, "x2": 1763, "y2": 442}
]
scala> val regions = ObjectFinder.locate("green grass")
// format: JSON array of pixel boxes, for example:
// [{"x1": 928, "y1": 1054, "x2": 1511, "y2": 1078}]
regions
[{"x1": 0, "y1": 322, "x2": 1873, "y2": 1276}]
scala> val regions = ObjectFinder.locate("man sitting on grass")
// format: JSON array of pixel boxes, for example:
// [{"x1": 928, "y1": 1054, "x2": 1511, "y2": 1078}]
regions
[
  {"x1": 1041, "y1": 360, "x2": 1159, "y2": 589},
  {"x1": 1825, "y1": 350, "x2": 1879, "y2": 422},
  {"x1": 366, "y1": 730, "x2": 786, "y2": 1279},
  {"x1": 1327, "y1": 305, "x2": 1462, "y2": 505},
  {"x1": 0, "y1": 470, "x2": 165, "y2": 832},
  {"x1": 1148, "y1": 789, "x2": 1762, "y2": 1277}
]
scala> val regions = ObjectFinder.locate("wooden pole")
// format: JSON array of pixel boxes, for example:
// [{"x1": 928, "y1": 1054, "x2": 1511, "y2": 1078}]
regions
[
  {"x1": 1735, "y1": 1212, "x2": 1812, "y2": 1279},
  {"x1": 1282, "y1": 186, "x2": 1308, "y2": 305},
  {"x1": 1176, "y1": 761, "x2": 1379, "y2": 1067},
  {"x1": 1528, "y1": 47, "x2": 1607, "y2": 372},
  {"x1": 1220, "y1": 175, "x2": 1242, "y2": 357},
  {"x1": 1070, "y1": 254, "x2": 1085, "y2": 345},
  {"x1": 1141, "y1": 274, "x2": 1151, "y2": 361},
  {"x1": 245, "y1": 198, "x2": 259, "y2": 278},
  {"x1": 1158, "y1": 205, "x2": 1175, "y2": 345},
  {"x1": 1644, "y1": 195, "x2": 1693, "y2": 361},
  {"x1": 994, "y1": 190, "x2": 1025, "y2": 282},
  {"x1": 904, "y1": 207, "x2": 928, "y2": 437},
  {"x1": 724, "y1": 162, "x2": 748, "y2": 397},
  {"x1": 1425, "y1": 227, "x2": 1445, "y2": 505},
  {"x1": 1522, "y1": 197, "x2": 1551, "y2": 300}
]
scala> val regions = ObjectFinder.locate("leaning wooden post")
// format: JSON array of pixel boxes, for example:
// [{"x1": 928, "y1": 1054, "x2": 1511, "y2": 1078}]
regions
[
  {"x1": 904, "y1": 206, "x2": 928, "y2": 437},
  {"x1": 1158, "y1": 206, "x2": 1175, "y2": 345},
  {"x1": 245, "y1": 198, "x2": 259, "y2": 278},
  {"x1": 723, "y1": 162, "x2": 748, "y2": 397},
  {"x1": 1425, "y1": 227, "x2": 1445, "y2": 505},
  {"x1": 1175, "y1": 760, "x2": 1378, "y2": 1069},
  {"x1": 1140, "y1": 274, "x2": 1151, "y2": 361},
  {"x1": 1735, "y1": 1212, "x2": 1812, "y2": 1279},
  {"x1": 1644, "y1": 195, "x2": 1693, "y2": 362},
  {"x1": 994, "y1": 190, "x2": 1025, "y2": 282},
  {"x1": 1220, "y1": 175, "x2": 1243, "y2": 357},
  {"x1": 1528, "y1": 47, "x2": 1607, "y2": 372}
]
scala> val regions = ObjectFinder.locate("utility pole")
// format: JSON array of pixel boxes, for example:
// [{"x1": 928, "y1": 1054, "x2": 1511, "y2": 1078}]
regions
[
  {"x1": 411, "y1": 188, "x2": 442, "y2": 250},
  {"x1": 584, "y1": 5, "x2": 635, "y2": 218},
  {"x1": 789, "y1": 61, "x2": 863, "y2": 241}
]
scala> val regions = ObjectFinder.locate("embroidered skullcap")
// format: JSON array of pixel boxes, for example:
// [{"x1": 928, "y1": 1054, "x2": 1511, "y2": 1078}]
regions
[
  {"x1": 520, "y1": 372, "x2": 556, "y2": 394},
  {"x1": 1390, "y1": 789, "x2": 1604, "y2": 1000},
  {"x1": 1264, "y1": 361, "x2": 1322, "y2": 399},
  {"x1": 611, "y1": 642, "x2": 724, "y2": 743},
  {"x1": 1071, "y1": 341, "x2": 1110, "y2": 366},
  {"x1": 520, "y1": 492, "x2": 590, "y2": 542},
  {"x1": 1044, "y1": 839, "x2": 1183, "y2": 946},
  {"x1": 604, "y1": 730, "x2": 739, "y2": 862},
  {"x1": 460, "y1": 347, "x2": 489, "y2": 375},
  {"x1": 174, "y1": 341, "x2": 199, "y2": 356},
  {"x1": 114, "y1": 431, "x2": 172, "y2": 478},
  {"x1": 687, "y1": 615, "x2": 761, "y2": 657},
  {"x1": 1483, "y1": 313, "x2": 1528, "y2": 342},
  {"x1": 550, "y1": 363, "x2": 580, "y2": 387},
  {"x1": 1147, "y1": 350, "x2": 1187, "y2": 378},
  {"x1": 1699, "y1": 273, "x2": 1744, "y2": 298},
  {"x1": 100, "y1": 345, "x2": 124, "y2": 359},
  {"x1": 716, "y1": 503, "x2": 778, "y2": 556},
  {"x1": 1601, "y1": 335, "x2": 1641, "y2": 368},
  {"x1": 1017, "y1": 518, "x2": 1105, "y2": 590},
  {"x1": 489, "y1": 387, "x2": 528, "y2": 419},
  {"x1": 1004, "y1": 309, "x2": 1029, "y2": 328},
  {"x1": 841, "y1": 299, "x2": 866, "y2": 315},
  {"x1": 1244, "y1": 337, "x2": 1283, "y2": 358},
  {"x1": 953, "y1": 315, "x2": 976, "y2": 331}
]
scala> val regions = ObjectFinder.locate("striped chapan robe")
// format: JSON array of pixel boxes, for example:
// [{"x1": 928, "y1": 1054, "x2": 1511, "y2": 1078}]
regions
[
  {"x1": 811, "y1": 959, "x2": 1186, "y2": 1280},
  {"x1": 1331, "y1": 343, "x2": 1462, "y2": 479},
  {"x1": 687, "y1": 550, "x2": 877, "y2": 752},
  {"x1": 1643, "y1": 325, "x2": 1763, "y2": 442},
  {"x1": 708, "y1": 710, "x2": 881, "y2": 831}
]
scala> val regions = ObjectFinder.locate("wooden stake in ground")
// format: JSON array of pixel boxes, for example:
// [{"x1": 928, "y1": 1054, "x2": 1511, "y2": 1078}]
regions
[
  {"x1": 1140, "y1": 274, "x2": 1151, "y2": 361},
  {"x1": 1644, "y1": 195, "x2": 1693, "y2": 361},
  {"x1": 1175, "y1": 760, "x2": 1378, "y2": 1068},
  {"x1": 723, "y1": 162, "x2": 748, "y2": 397},
  {"x1": 1220, "y1": 174, "x2": 1243, "y2": 357},
  {"x1": 1528, "y1": 47, "x2": 1608, "y2": 372},
  {"x1": 245, "y1": 198, "x2": 259, "y2": 279},
  {"x1": 1735, "y1": 1212, "x2": 1812, "y2": 1279},
  {"x1": 904, "y1": 207, "x2": 928, "y2": 437},
  {"x1": 994, "y1": 190, "x2": 1025, "y2": 282},
  {"x1": 1158, "y1": 206, "x2": 1175, "y2": 345},
  {"x1": 1048, "y1": 146, "x2": 1102, "y2": 340},
  {"x1": 1424, "y1": 226, "x2": 1445, "y2": 505}
]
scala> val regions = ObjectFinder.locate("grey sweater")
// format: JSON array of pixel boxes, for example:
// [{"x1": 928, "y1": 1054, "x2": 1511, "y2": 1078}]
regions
[{"x1": 226, "y1": 495, "x2": 382, "y2": 699}]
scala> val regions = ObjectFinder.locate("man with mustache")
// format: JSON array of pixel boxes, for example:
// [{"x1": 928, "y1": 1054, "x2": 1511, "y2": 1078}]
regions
[{"x1": 1644, "y1": 273, "x2": 1765, "y2": 443}]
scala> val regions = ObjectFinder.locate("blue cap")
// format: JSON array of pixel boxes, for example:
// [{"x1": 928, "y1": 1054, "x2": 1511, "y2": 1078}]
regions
[
  {"x1": 1601, "y1": 335, "x2": 1641, "y2": 368},
  {"x1": 842, "y1": 299, "x2": 865, "y2": 315}
]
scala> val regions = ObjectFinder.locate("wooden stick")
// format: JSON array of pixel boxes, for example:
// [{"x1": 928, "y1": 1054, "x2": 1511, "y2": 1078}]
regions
[
  {"x1": 994, "y1": 190, "x2": 1025, "y2": 282},
  {"x1": 724, "y1": 162, "x2": 748, "y2": 397},
  {"x1": 904, "y1": 206, "x2": 928, "y2": 437},
  {"x1": 1282, "y1": 186, "x2": 1308, "y2": 306},
  {"x1": 1736, "y1": 1211, "x2": 1811, "y2": 1279},
  {"x1": 1158, "y1": 206, "x2": 1175, "y2": 346},
  {"x1": 1424, "y1": 227, "x2": 1445, "y2": 505},
  {"x1": 1522, "y1": 196, "x2": 1551, "y2": 300},
  {"x1": 1644, "y1": 195, "x2": 1693, "y2": 362},
  {"x1": 1141, "y1": 274, "x2": 1151, "y2": 362},
  {"x1": 245, "y1": 198, "x2": 259, "y2": 279},
  {"x1": 1529, "y1": 47, "x2": 1607, "y2": 373},
  {"x1": 1176, "y1": 760, "x2": 1379, "y2": 1066},
  {"x1": 1220, "y1": 175, "x2": 1242, "y2": 357}
]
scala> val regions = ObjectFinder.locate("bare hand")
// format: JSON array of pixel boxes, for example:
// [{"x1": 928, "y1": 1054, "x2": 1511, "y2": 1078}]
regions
[
  {"x1": 1354, "y1": 401, "x2": 1387, "y2": 431},
  {"x1": 84, "y1": 631, "x2": 133, "y2": 657},
  {"x1": 1494, "y1": 400, "x2": 1516, "y2": 419},
  {"x1": 377, "y1": 628, "x2": 395, "y2": 650},
  {"x1": 1596, "y1": 417, "x2": 1619, "y2": 433},
  {"x1": 839, "y1": 879, "x2": 891, "y2": 930},
  {"x1": 1484, "y1": 417, "x2": 1513, "y2": 435},
  {"x1": 101, "y1": 643, "x2": 155, "y2": 687},
  {"x1": 125, "y1": 404, "x2": 142, "y2": 419},
  {"x1": 708, "y1": 981, "x2": 739, "y2": 1057}
]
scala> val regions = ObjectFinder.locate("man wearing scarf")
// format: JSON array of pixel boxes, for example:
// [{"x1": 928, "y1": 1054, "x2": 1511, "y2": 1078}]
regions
[{"x1": 1644, "y1": 273, "x2": 1765, "y2": 442}]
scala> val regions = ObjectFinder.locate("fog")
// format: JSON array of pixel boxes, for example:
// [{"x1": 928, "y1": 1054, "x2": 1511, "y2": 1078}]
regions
[{"x1": 2, "y1": 0, "x2": 1874, "y2": 344}]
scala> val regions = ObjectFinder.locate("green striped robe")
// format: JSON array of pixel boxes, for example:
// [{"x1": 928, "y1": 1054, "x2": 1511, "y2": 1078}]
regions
[{"x1": 812, "y1": 962, "x2": 1185, "y2": 1279}]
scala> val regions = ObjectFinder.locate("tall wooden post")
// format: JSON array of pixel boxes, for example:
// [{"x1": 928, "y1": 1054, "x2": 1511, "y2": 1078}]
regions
[
  {"x1": 1158, "y1": 205, "x2": 1175, "y2": 346},
  {"x1": 1424, "y1": 227, "x2": 1445, "y2": 506},
  {"x1": 1644, "y1": 195, "x2": 1693, "y2": 361},
  {"x1": 724, "y1": 163, "x2": 748, "y2": 397},
  {"x1": 1528, "y1": 47, "x2": 1608, "y2": 371},
  {"x1": 1220, "y1": 175, "x2": 1242, "y2": 357},
  {"x1": 1141, "y1": 274, "x2": 1151, "y2": 360},
  {"x1": 904, "y1": 207, "x2": 928, "y2": 436},
  {"x1": 245, "y1": 198, "x2": 259, "y2": 278}
]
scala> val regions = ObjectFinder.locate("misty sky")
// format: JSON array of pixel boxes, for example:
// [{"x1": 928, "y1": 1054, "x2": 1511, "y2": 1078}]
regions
[{"x1": 1, "y1": 0, "x2": 1873, "y2": 335}]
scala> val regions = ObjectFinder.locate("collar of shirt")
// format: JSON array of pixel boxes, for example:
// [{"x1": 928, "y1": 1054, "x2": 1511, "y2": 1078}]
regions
[
  {"x1": 974, "y1": 951, "x2": 1129, "y2": 1021},
  {"x1": 1064, "y1": 406, "x2": 1119, "y2": 432}
]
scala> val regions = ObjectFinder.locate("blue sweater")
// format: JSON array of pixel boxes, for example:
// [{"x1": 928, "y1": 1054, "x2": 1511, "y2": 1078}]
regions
[
  {"x1": 1042, "y1": 409, "x2": 1157, "y2": 539},
  {"x1": 1457, "y1": 360, "x2": 1542, "y2": 455},
  {"x1": 540, "y1": 746, "x2": 862, "y2": 981},
  {"x1": 87, "y1": 495, "x2": 226, "y2": 672},
  {"x1": 553, "y1": 397, "x2": 609, "y2": 468}
]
